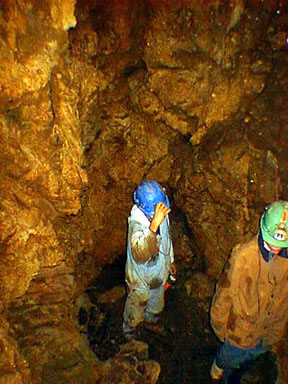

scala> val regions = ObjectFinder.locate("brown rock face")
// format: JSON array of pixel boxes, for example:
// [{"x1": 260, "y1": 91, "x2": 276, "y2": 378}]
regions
[{"x1": 0, "y1": 0, "x2": 287, "y2": 382}]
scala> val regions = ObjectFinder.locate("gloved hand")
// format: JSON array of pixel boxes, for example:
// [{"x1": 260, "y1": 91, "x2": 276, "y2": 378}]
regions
[{"x1": 149, "y1": 202, "x2": 171, "y2": 232}]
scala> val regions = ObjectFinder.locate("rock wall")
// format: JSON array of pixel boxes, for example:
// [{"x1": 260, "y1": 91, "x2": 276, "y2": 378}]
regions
[{"x1": 0, "y1": 0, "x2": 287, "y2": 382}]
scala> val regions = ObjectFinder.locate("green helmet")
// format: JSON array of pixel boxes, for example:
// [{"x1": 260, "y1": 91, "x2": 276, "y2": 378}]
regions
[{"x1": 260, "y1": 200, "x2": 288, "y2": 248}]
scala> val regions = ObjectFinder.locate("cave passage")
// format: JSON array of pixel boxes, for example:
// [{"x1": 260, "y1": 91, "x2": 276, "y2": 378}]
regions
[{"x1": 0, "y1": 0, "x2": 287, "y2": 383}]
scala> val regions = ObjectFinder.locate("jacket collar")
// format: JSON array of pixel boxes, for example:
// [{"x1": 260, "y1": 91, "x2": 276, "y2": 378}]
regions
[
  {"x1": 129, "y1": 204, "x2": 151, "y2": 226},
  {"x1": 258, "y1": 230, "x2": 288, "y2": 262}
]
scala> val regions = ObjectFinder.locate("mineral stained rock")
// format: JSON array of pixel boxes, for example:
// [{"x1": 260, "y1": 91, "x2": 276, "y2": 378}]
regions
[{"x1": 0, "y1": 0, "x2": 287, "y2": 382}]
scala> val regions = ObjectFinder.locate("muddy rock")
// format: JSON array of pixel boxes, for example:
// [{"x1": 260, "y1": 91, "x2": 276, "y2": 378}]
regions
[
  {"x1": 185, "y1": 272, "x2": 215, "y2": 311},
  {"x1": 98, "y1": 285, "x2": 126, "y2": 305},
  {"x1": 100, "y1": 340, "x2": 161, "y2": 384},
  {"x1": 0, "y1": 0, "x2": 287, "y2": 382}
]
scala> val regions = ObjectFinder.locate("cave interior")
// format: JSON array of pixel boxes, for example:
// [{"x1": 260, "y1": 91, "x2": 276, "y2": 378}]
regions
[{"x1": 0, "y1": 0, "x2": 288, "y2": 383}]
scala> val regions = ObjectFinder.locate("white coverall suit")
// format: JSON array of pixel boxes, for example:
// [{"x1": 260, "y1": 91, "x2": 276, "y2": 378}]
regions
[{"x1": 123, "y1": 204, "x2": 174, "y2": 328}]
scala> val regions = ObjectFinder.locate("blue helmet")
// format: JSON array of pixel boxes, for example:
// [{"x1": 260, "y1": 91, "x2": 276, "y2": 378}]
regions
[{"x1": 133, "y1": 180, "x2": 169, "y2": 218}]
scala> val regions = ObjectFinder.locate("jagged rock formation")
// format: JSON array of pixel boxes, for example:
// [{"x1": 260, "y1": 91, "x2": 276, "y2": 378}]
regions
[{"x1": 0, "y1": 0, "x2": 287, "y2": 382}]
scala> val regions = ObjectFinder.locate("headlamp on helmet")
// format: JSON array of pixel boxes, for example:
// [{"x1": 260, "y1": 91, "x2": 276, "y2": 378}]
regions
[{"x1": 260, "y1": 200, "x2": 288, "y2": 248}]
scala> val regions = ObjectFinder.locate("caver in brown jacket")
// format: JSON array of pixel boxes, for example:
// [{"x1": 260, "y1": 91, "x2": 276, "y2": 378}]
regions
[{"x1": 210, "y1": 234, "x2": 288, "y2": 349}]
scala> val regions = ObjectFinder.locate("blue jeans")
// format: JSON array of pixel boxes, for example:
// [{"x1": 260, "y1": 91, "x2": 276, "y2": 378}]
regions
[{"x1": 216, "y1": 338, "x2": 271, "y2": 382}]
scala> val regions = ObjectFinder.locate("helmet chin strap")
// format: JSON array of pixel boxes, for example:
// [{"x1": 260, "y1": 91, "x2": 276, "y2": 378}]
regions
[
  {"x1": 264, "y1": 241, "x2": 282, "y2": 254},
  {"x1": 144, "y1": 213, "x2": 153, "y2": 222}
]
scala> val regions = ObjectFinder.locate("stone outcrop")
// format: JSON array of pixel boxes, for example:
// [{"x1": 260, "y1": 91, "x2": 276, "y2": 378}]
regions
[
  {"x1": 0, "y1": 0, "x2": 287, "y2": 382},
  {"x1": 99, "y1": 340, "x2": 161, "y2": 384}
]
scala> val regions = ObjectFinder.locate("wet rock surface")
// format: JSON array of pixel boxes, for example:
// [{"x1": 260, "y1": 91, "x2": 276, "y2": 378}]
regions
[{"x1": 0, "y1": 0, "x2": 287, "y2": 382}]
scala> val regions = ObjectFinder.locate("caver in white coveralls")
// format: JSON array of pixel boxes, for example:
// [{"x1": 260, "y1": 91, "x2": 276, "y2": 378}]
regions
[{"x1": 123, "y1": 204, "x2": 174, "y2": 328}]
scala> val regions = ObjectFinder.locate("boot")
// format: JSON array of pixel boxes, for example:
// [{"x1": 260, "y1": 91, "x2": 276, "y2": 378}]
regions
[
  {"x1": 144, "y1": 322, "x2": 166, "y2": 335},
  {"x1": 122, "y1": 322, "x2": 136, "y2": 340}
]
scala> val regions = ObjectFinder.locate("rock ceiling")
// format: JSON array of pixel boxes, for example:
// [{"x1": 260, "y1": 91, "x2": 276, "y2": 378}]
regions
[{"x1": 0, "y1": 0, "x2": 287, "y2": 382}]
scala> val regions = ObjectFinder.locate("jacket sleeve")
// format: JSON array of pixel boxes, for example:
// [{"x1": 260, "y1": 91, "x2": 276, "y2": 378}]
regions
[
  {"x1": 129, "y1": 220, "x2": 159, "y2": 264},
  {"x1": 210, "y1": 244, "x2": 242, "y2": 342}
]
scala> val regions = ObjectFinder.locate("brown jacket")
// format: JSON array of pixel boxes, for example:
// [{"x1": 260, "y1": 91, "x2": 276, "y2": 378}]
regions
[{"x1": 210, "y1": 235, "x2": 288, "y2": 348}]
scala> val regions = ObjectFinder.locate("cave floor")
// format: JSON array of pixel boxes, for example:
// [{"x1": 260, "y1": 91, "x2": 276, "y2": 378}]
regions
[{"x1": 82, "y1": 259, "x2": 278, "y2": 384}]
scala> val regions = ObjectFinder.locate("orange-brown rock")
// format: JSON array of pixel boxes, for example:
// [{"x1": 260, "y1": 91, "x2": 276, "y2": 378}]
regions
[{"x1": 0, "y1": 0, "x2": 287, "y2": 382}]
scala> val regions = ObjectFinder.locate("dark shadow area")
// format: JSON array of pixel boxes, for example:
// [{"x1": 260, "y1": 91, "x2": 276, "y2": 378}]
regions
[{"x1": 78, "y1": 256, "x2": 279, "y2": 383}]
